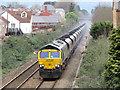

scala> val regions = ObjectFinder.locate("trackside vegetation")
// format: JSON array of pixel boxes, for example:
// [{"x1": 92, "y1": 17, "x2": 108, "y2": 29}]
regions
[
  {"x1": 76, "y1": 21, "x2": 120, "y2": 88},
  {"x1": 76, "y1": 22, "x2": 120, "y2": 89},
  {"x1": 90, "y1": 21, "x2": 113, "y2": 39},
  {"x1": 2, "y1": 17, "x2": 79, "y2": 76},
  {"x1": 65, "y1": 12, "x2": 78, "y2": 22},
  {"x1": 76, "y1": 37, "x2": 109, "y2": 88},
  {"x1": 103, "y1": 27, "x2": 120, "y2": 88}
]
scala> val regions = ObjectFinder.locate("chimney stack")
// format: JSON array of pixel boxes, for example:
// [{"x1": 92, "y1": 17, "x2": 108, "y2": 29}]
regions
[{"x1": 45, "y1": 6, "x2": 47, "y2": 12}]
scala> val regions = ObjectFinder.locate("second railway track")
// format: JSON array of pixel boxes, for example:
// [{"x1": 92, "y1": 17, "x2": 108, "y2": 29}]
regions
[
  {"x1": 1, "y1": 61, "x2": 39, "y2": 89},
  {"x1": 1, "y1": 23, "x2": 86, "y2": 89},
  {"x1": 35, "y1": 80, "x2": 57, "y2": 89}
]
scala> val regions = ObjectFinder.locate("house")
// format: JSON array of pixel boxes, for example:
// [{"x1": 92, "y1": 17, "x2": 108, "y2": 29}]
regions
[
  {"x1": 32, "y1": 13, "x2": 61, "y2": 30},
  {"x1": 0, "y1": 16, "x2": 9, "y2": 38},
  {"x1": 55, "y1": 8, "x2": 65, "y2": 18},
  {"x1": 1, "y1": 10, "x2": 32, "y2": 34},
  {"x1": 40, "y1": 5, "x2": 56, "y2": 13},
  {"x1": 113, "y1": 0, "x2": 120, "y2": 28},
  {"x1": 32, "y1": 5, "x2": 61, "y2": 31}
]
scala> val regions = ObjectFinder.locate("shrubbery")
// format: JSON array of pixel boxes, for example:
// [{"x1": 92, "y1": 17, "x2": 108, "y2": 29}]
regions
[
  {"x1": 76, "y1": 37, "x2": 109, "y2": 88},
  {"x1": 65, "y1": 12, "x2": 78, "y2": 22},
  {"x1": 90, "y1": 21, "x2": 113, "y2": 39},
  {"x1": 2, "y1": 17, "x2": 79, "y2": 76},
  {"x1": 103, "y1": 27, "x2": 120, "y2": 88},
  {"x1": 2, "y1": 36, "x2": 33, "y2": 69}
]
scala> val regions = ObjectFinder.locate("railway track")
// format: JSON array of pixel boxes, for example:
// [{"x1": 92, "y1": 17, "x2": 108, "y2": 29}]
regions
[
  {"x1": 35, "y1": 80, "x2": 57, "y2": 89},
  {"x1": 1, "y1": 61, "x2": 39, "y2": 89},
  {"x1": 1, "y1": 24, "x2": 86, "y2": 89}
]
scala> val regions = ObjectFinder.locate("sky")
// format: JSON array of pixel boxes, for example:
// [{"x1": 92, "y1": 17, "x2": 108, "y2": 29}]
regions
[{"x1": 0, "y1": 0, "x2": 113, "y2": 12}]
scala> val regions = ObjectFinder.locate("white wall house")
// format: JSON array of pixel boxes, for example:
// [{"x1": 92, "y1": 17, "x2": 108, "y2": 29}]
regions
[
  {"x1": 55, "y1": 8, "x2": 65, "y2": 18},
  {"x1": 0, "y1": 16, "x2": 8, "y2": 38},
  {"x1": 1, "y1": 10, "x2": 32, "y2": 34}
]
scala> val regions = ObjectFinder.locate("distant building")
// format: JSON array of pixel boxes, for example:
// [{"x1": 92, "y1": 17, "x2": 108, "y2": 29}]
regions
[
  {"x1": 113, "y1": 0, "x2": 120, "y2": 28},
  {"x1": 40, "y1": 5, "x2": 56, "y2": 13},
  {"x1": 55, "y1": 8, "x2": 65, "y2": 18},
  {"x1": 32, "y1": 13, "x2": 61, "y2": 31},
  {"x1": 1, "y1": 10, "x2": 32, "y2": 34},
  {"x1": 32, "y1": 5, "x2": 61, "y2": 31}
]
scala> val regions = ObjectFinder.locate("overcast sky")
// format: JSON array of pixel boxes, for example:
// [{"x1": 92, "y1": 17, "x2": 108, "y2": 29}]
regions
[
  {"x1": 0, "y1": 0, "x2": 113, "y2": 2},
  {"x1": 0, "y1": 0, "x2": 113, "y2": 12}
]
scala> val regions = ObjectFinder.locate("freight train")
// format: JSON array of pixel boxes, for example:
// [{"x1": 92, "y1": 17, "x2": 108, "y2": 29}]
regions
[{"x1": 37, "y1": 23, "x2": 86, "y2": 78}]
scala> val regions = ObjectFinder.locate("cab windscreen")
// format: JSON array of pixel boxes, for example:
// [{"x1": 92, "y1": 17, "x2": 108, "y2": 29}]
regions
[
  {"x1": 51, "y1": 52, "x2": 59, "y2": 58},
  {"x1": 40, "y1": 52, "x2": 49, "y2": 58}
]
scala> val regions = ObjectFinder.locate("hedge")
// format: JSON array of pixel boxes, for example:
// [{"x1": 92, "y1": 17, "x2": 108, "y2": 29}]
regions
[
  {"x1": 90, "y1": 21, "x2": 113, "y2": 39},
  {"x1": 103, "y1": 27, "x2": 120, "y2": 88}
]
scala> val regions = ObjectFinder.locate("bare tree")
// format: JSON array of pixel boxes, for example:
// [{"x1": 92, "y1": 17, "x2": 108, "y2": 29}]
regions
[
  {"x1": 55, "y1": 0, "x2": 83, "y2": 16},
  {"x1": 92, "y1": 5, "x2": 113, "y2": 23},
  {"x1": 7, "y1": 2, "x2": 26, "y2": 8}
]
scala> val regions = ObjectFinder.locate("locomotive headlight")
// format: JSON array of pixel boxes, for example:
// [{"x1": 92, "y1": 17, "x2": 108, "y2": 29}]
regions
[
  {"x1": 40, "y1": 64, "x2": 44, "y2": 67},
  {"x1": 55, "y1": 65, "x2": 60, "y2": 67},
  {"x1": 42, "y1": 65, "x2": 44, "y2": 67}
]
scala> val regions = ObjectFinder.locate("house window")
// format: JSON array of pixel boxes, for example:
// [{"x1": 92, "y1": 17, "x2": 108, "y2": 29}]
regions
[
  {"x1": 21, "y1": 11, "x2": 27, "y2": 18},
  {"x1": 22, "y1": 13, "x2": 26, "y2": 17},
  {"x1": 11, "y1": 23, "x2": 15, "y2": 28}
]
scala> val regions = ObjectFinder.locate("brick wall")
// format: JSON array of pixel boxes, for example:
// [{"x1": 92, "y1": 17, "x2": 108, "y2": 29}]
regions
[
  {"x1": 116, "y1": 11, "x2": 120, "y2": 27},
  {"x1": 113, "y1": 10, "x2": 120, "y2": 28},
  {"x1": 113, "y1": 0, "x2": 120, "y2": 28}
]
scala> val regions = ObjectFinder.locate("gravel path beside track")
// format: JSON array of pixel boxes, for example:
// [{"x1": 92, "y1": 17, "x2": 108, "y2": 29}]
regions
[{"x1": 54, "y1": 20, "x2": 91, "y2": 88}]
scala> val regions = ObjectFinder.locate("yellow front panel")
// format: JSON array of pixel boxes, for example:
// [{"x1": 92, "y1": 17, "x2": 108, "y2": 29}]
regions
[{"x1": 38, "y1": 49, "x2": 61, "y2": 69}]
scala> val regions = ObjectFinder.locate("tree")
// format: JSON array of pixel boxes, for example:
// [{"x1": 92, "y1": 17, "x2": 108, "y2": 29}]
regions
[
  {"x1": 65, "y1": 12, "x2": 78, "y2": 22},
  {"x1": 76, "y1": 5, "x2": 81, "y2": 11},
  {"x1": 69, "y1": 3, "x2": 75, "y2": 12},
  {"x1": 104, "y1": 27, "x2": 120, "y2": 88},
  {"x1": 91, "y1": 9, "x2": 94, "y2": 14},
  {"x1": 44, "y1": 1, "x2": 56, "y2": 6},
  {"x1": 81, "y1": 9, "x2": 89, "y2": 15},
  {"x1": 90, "y1": 21, "x2": 113, "y2": 39},
  {"x1": 7, "y1": 2, "x2": 26, "y2": 8},
  {"x1": 92, "y1": 5, "x2": 113, "y2": 23},
  {"x1": 55, "y1": 0, "x2": 82, "y2": 17}
]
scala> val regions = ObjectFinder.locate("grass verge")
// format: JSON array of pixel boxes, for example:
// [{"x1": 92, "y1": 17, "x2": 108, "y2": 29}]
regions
[{"x1": 76, "y1": 37, "x2": 109, "y2": 88}]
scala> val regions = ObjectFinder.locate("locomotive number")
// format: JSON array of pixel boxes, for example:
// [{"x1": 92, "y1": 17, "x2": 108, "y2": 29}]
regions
[{"x1": 46, "y1": 59, "x2": 53, "y2": 62}]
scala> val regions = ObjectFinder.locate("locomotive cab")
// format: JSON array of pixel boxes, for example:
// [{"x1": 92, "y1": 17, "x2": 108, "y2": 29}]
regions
[
  {"x1": 38, "y1": 45, "x2": 63, "y2": 78},
  {"x1": 38, "y1": 49, "x2": 62, "y2": 70}
]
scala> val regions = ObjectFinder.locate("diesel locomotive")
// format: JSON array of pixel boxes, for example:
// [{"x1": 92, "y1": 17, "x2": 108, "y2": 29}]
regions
[{"x1": 37, "y1": 23, "x2": 86, "y2": 78}]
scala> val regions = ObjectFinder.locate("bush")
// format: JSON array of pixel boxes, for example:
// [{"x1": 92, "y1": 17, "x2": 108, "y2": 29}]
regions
[
  {"x1": 2, "y1": 16, "x2": 79, "y2": 76},
  {"x1": 65, "y1": 12, "x2": 78, "y2": 22},
  {"x1": 2, "y1": 36, "x2": 33, "y2": 68},
  {"x1": 90, "y1": 21, "x2": 113, "y2": 39},
  {"x1": 103, "y1": 27, "x2": 120, "y2": 88},
  {"x1": 76, "y1": 37, "x2": 109, "y2": 88}
]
